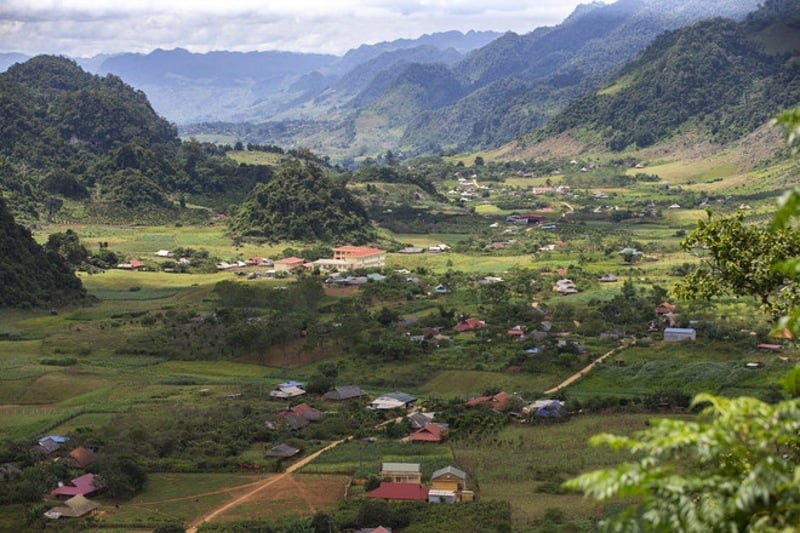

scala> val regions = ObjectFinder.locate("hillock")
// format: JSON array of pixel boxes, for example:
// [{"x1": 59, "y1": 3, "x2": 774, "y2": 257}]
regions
[
  {"x1": 229, "y1": 158, "x2": 375, "y2": 244},
  {"x1": 0, "y1": 196, "x2": 85, "y2": 307}
]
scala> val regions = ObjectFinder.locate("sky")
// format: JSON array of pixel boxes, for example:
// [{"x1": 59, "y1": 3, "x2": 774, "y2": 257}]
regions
[{"x1": 0, "y1": 0, "x2": 603, "y2": 58}]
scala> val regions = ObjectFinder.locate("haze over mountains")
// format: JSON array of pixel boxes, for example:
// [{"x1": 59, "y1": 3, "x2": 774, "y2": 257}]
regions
[{"x1": 1, "y1": 0, "x2": 768, "y2": 160}]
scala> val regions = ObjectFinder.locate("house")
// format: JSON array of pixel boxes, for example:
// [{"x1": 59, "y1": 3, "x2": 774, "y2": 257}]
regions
[
  {"x1": 32, "y1": 435, "x2": 69, "y2": 456},
  {"x1": 599, "y1": 274, "x2": 618, "y2": 282},
  {"x1": 44, "y1": 495, "x2": 100, "y2": 519},
  {"x1": 265, "y1": 443, "x2": 300, "y2": 459},
  {"x1": 67, "y1": 446, "x2": 96, "y2": 469},
  {"x1": 433, "y1": 284, "x2": 449, "y2": 294},
  {"x1": 273, "y1": 256, "x2": 306, "y2": 272},
  {"x1": 408, "y1": 412, "x2": 435, "y2": 430},
  {"x1": 408, "y1": 423, "x2": 447, "y2": 443},
  {"x1": 465, "y1": 391, "x2": 512, "y2": 411},
  {"x1": 429, "y1": 465, "x2": 474, "y2": 503},
  {"x1": 323, "y1": 385, "x2": 367, "y2": 401},
  {"x1": 269, "y1": 385, "x2": 306, "y2": 399},
  {"x1": 381, "y1": 462, "x2": 422, "y2": 484},
  {"x1": 554, "y1": 279, "x2": 578, "y2": 295},
  {"x1": 0, "y1": 463, "x2": 21, "y2": 480},
  {"x1": 664, "y1": 327, "x2": 696, "y2": 342},
  {"x1": 116, "y1": 259, "x2": 145, "y2": 270},
  {"x1": 332, "y1": 246, "x2": 386, "y2": 269},
  {"x1": 507, "y1": 326, "x2": 526, "y2": 338},
  {"x1": 370, "y1": 392, "x2": 417, "y2": 410},
  {"x1": 398, "y1": 247, "x2": 424, "y2": 254},
  {"x1": 246, "y1": 257, "x2": 273, "y2": 266},
  {"x1": 154, "y1": 249, "x2": 174, "y2": 258},
  {"x1": 454, "y1": 317, "x2": 486, "y2": 333},
  {"x1": 655, "y1": 302, "x2": 676, "y2": 315},
  {"x1": 276, "y1": 413, "x2": 309, "y2": 431},
  {"x1": 523, "y1": 399, "x2": 568, "y2": 420},
  {"x1": 276, "y1": 403, "x2": 323, "y2": 422},
  {"x1": 51, "y1": 473, "x2": 103, "y2": 498},
  {"x1": 366, "y1": 482, "x2": 429, "y2": 501}
]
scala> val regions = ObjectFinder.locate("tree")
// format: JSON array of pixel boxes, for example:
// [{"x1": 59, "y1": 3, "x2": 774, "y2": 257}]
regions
[
  {"x1": 566, "y1": 106, "x2": 800, "y2": 531},
  {"x1": 564, "y1": 382, "x2": 800, "y2": 531},
  {"x1": 672, "y1": 211, "x2": 800, "y2": 315}
]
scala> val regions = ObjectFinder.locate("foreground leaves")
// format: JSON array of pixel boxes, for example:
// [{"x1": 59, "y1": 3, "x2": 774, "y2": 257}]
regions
[{"x1": 565, "y1": 392, "x2": 800, "y2": 531}]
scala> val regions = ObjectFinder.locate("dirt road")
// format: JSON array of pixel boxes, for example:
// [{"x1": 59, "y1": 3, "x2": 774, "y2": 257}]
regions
[
  {"x1": 185, "y1": 436, "x2": 350, "y2": 533},
  {"x1": 543, "y1": 340, "x2": 632, "y2": 395}
]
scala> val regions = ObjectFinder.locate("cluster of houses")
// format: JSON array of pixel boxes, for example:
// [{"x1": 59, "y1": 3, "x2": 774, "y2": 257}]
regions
[
  {"x1": 10, "y1": 435, "x2": 106, "y2": 520},
  {"x1": 367, "y1": 463, "x2": 474, "y2": 504}
]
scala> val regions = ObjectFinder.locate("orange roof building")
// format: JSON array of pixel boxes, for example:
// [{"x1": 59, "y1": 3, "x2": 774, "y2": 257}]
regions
[{"x1": 332, "y1": 246, "x2": 386, "y2": 269}]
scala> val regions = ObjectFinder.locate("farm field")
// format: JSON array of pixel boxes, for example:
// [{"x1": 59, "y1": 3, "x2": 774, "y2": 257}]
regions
[{"x1": 1, "y1": 143, "x2": 798, "y2": 531}]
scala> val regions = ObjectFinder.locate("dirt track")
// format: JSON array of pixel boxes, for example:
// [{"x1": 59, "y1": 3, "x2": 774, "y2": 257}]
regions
[
  {"x1": 185, "y1": 437, "x2": 350, "y2": 532},
  {"x1": 543, "y1": 340, "x2": 632, "y2": 395}
]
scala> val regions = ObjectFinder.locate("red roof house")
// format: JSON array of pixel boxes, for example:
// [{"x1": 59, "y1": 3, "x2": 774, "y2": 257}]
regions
[
  {"x1": 408, "y1": 423, "x2": 446, "y2": 443},
  {"x1": 465, "y1": 391, "x2": 512, "y2": 410},
  {"x1": 454, "y1": 318, "x2": 486, "y2": 333},
  {"x1": 366, "y1": 482, "x2": 429, "y2": 501},
  {"x1": 67, "y1": 446, "x2": 96, "y2": 469},
  {"x1": 51, "y1": 473, "x2": 102, "y2": 498}
]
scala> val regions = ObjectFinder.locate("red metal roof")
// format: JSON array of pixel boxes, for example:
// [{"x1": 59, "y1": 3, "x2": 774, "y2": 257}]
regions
[
  {"x1": 408, "y1": 423, "x2": 443, "y2": 442},
  {"x1": 51, "y1": 473, "x2": 100, "y2": 498},
  {"x1": 366, "y1": 482, "x2": 429, "y2": 501}
]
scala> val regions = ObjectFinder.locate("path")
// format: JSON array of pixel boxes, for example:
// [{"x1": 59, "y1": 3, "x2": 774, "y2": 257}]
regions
[
  {"x1": 185, "y1": 436, "x2": 349, "y2": 533},
  {"x1": 544, "y1": 339, "x2": 632, "y2": 395}
]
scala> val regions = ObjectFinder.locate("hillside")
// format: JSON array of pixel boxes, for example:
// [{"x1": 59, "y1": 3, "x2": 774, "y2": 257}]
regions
[
  {"x1": 178, "y1": 0, "x2": 762, "y2": 159},
  {"x1": 532, "y1": 0, "x2": 800, "y2": 152},
  {"x1": 0, "y1": 56, "x2": 275, "y2": 221},
  {"x1": 0, "y1": 196, "x2": 85, "y2": 307}
]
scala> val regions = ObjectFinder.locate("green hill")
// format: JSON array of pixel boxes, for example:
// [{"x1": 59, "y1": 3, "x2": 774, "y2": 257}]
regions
[
  {"x1": 535, "y1": 1, "x2": 800, "y2": 151},
  {"x1": 0, "y1": 195, "x2": 85, "y2": 308}
]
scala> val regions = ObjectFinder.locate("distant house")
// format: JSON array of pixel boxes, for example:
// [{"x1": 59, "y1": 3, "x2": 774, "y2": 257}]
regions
[
  {"x1": 433, "y1": 284, "x2": 449, "y2": 294},
  {"x1": 655, "y1": 302, "x2": 676, "y2": 315},
  {"x1": 381, "y1": 462, "x2": 422, "y2": 484},
  {"x1": 116, "y1": 259, "x2": 145, "y2": 270},
  {"x1": 366, "y1": 482, "x2": 429, "y2": 501},
  {"x1": 332, "y1": 246, "x2": 386, "y2": 269},
  {"x1": 370, "y1": 392, "x2": 416, "y2": 410},
  {"x1": 599, "y1": 274, "x2": 618, "y2": 282},
  {"x1": 33, "y1": 435, "x2": 68, "y2": 456},
  {"x1": 154, "y1": 249, "x2": 174, "y2": 258},
  {"x1": 265, "y1": 443, "x2": 300, "y2": 459},
  {"x1": 269, "y1": 385, "x2": 306, "y2": 399},
  {"x1": 51, "y1": 473, "x2": 103, "y2": 499},
  {"x1": 429, "y1": 465, "x2": 474, "y2": 503},
  {"x1": 408, "y1": 412, "x2": 435, "y2": 430},
  {"x1": 507, "y1": 326, "x2": 526, "y2": 338},
  {"x1": 323, "y1": 385, "x2": 367, "y2": 401},
  {"x1": 465, "y1": 391, "x2": 512, "y2": 411},
  {"x1": 408, "y1": 423, "x2": 447, "y2": 443},
  {"x1": 454, "y1": 317, "x2": 486, "y2": 333},
  {"x1": 44, "y1": 495, "x2": 100, "y2": 519},
  {"x1": 398, "y1": 247, "x2": 424, "y2": 254},
  {"x1": 67, "y1": 446, "x2": 96, "y2": 469},
  {"x1": 246, "y1": 257, "x2": 273, "y2": 266},
  {"x1": 664, "y1": 327, "x2": 696, "y2": 342},
  {"x1": 276, "y1": 403, "x2": 322, "y2": 422},
  {"x1": 523, "y1": 399, "x2": 568, "y2": 420},
  {"x1": 273, "y1": 256, "x2": 306, "y2": 272},
  {"x1": 554, "y1": 279, "x2": 578, "y2": 295}
]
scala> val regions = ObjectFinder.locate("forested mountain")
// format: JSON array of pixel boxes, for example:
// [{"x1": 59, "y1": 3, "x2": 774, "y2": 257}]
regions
[
  {"x1": 229, "y1": 158, "x2": 374, "y2": 244},
  {"x1": 0, "y1": 55, "x2": 272, "y2": 221},
  {"x1": 534, "y1": 0, "x2": 800, "y2": 151},
  {"x1": 0, "y1": 196, "x2": 85, "y2": 308},
  {"x1": 175, "y1": 0, "x2": 762, "y2": 158}
]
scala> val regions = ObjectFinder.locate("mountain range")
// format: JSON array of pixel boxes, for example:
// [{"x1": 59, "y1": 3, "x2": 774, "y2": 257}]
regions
[{"x1": 0, "y1": 0, "x2": 769, "y2": 159}]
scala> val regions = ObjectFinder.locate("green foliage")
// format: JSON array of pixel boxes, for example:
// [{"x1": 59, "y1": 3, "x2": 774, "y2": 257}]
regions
[
  {"x1": 541, "y1": 6, "x2": 800, "y2": 150},
  {"x1": 229, "y1": 159, "x2": 375, "y2": 243},
  {"x1": 0, "y1": 196, "x2": 86, "y2": 307},
  {"x1": 565, "y1": 387, "x2": 800, "y2": 531},
  {"x1": 672, "y1": 211, "x2": 800, "y2": 315}
]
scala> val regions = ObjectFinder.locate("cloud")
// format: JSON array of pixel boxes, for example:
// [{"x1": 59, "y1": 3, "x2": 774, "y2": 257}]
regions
[{"x1": 0, "y1": 0, "x2": 594, "y2": 57}]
